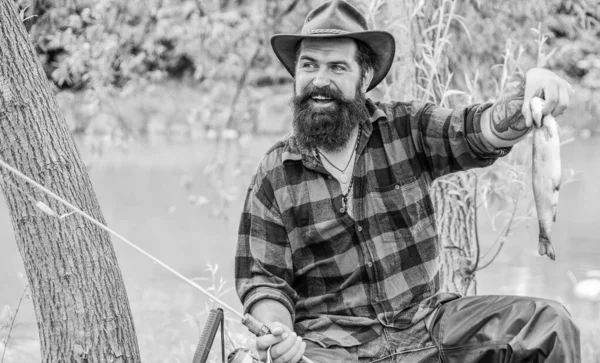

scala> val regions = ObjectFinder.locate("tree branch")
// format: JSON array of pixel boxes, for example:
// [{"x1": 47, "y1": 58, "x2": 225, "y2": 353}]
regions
[
  {"x1": 476, "y1": 187, "x2": 521, "y2": 271},
  {"x1": 273, "y1": 0, "x2": 301, "y2": 24},
  {"x1": 224, "y1": 42, "x2": 262, "y2": 129},
  {"x1": 223, "y1": 0, "x2": 301, "y2": 130},
  {"x1": 467, "y1": 172, "x2": 481, "y2": 274}
]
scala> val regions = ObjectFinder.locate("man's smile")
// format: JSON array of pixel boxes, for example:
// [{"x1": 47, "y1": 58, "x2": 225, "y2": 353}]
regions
[{"x1": 310, "y1": 94, "x2": 336, "y2": 107}]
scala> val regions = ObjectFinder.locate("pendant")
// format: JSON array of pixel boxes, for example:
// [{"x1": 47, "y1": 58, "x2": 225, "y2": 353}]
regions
[{"x1": 340, "y1": 173, "x2": 348, "y2": 184}]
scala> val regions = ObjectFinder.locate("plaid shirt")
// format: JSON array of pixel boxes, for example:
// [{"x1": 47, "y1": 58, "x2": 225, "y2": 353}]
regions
[{"x1": 235, "y1": 99, "x2": 511, "y2": 348}]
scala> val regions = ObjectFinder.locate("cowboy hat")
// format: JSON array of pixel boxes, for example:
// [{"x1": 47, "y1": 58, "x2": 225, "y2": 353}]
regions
[{"x1": 270, "y1": 0, "x2": 395, "y2": 92}]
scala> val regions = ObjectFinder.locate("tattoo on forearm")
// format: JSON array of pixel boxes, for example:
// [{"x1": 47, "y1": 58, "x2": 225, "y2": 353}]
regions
[{"x1": 490, "y1": 78, "x2": 530, "y2": 141}]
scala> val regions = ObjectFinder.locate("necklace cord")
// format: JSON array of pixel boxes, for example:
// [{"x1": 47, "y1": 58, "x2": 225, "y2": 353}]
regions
[
  {"x1": 318, "y1": 145, "x2": 356, "y2": 174},
  {"x1": 316, "y1": 125, "x2": 361, "y2": 174},
  {"x1": 316, "y1": 125, "x2": 362, "y2": 209}
]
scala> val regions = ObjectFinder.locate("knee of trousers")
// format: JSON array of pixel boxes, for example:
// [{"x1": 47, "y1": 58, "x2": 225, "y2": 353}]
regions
[
  {"x1": 506, "y1": 297, "x2": 581, "y2": 362},
  {"x1": 520, "y1": 297, "x2": 580, "y2": 342}
]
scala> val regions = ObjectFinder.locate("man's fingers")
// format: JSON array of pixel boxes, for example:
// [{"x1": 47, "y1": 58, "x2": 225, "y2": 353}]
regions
[
  {"x1": 530, "y1": 97, "x2": 547, "y2": 128},
  {"x1": 541, "y1": 84, "x2": 559, "y2": 116},
  {"x1": 270, "y1": 326, "x2": 285, "y2": 336},
  {"x1": 289, "y1": 340, "x2": 307, "y2": 363},
  {"x1": 522, "y1": 97, "x2": 533, "y2": 128},
  {"x1": 270, "y1": 331, "x2": 298, "y2": 360},
  {"x1": 256, "y1": 331, "x2": 285, "y2": 351},
  {"x1": 273, "y1": 336, "x2": 305, "y2": 363},
  {"x1": 553, "y1": 86, "x2": 571, "y2": 117}
]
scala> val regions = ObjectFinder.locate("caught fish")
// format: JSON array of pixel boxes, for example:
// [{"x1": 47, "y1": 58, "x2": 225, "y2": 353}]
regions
[{"x1": 530, "y1": 97, "x2": 561, "y2": 261}]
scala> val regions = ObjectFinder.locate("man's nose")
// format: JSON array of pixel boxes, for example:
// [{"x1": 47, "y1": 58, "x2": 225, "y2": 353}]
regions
[{"x1": 312, "y1": 69, "x2": 331, "y2": 88}]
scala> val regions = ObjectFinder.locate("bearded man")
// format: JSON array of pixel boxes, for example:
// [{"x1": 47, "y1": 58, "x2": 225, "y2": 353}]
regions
[{"x1": 235, "y1": 1, "x2": 580, "y2": 362}]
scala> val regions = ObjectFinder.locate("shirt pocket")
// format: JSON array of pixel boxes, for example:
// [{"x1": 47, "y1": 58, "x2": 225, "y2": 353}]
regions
[{"x1": 368, "y1": 177, "x2": 433, "y2": 244}]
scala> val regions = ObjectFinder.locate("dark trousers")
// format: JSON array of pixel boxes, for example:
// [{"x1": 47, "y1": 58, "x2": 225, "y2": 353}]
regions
[
  {"x1": 303, "y1": 295, "x2": 581, "y2": 363},
  {"x1": 429, "y1": 295, "x2": 580, "y2": 363}
]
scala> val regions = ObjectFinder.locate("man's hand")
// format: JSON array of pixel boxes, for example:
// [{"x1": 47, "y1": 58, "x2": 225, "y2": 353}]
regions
[
  {"x1": 256, "y1": 322, "x2": 307, "y2": 363},
  {"x1": 481, "y1": 67, "x2": 574, "y2": 148},
  {"x1": 522, "y1": 68, "x2": 574, "y2": 128}
]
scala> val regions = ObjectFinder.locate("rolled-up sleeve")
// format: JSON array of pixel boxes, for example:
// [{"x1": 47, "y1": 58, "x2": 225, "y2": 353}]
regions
[
  {"x1": 235, "y1": 164, "x2": 297, "y2": 321},
  {"x1": 409, "y1": 101, "x2": 512, "y2": 179}
]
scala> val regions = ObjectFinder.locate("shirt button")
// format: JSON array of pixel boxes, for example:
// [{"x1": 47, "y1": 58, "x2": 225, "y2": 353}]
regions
[
  {"x1": 357, "y1": 225, "x2": 363, "y2": 232},
  {"x1": 367, "y1": 261, "x2": 373, "y2": 268},
  {"x1": 339, "y1": 207, "x2": 345, "y2": 213},
  {"x1": 395, "y1": 184, "x2": 400, "y2": 190},
  {"x1": 328, "y1": 176, "x2": 332, "y2": 180}
]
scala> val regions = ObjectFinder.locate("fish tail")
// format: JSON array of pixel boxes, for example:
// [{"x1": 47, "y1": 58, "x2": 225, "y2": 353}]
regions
[{"x1": 538, "y1": 225, "x2": 556, "y2": 261}]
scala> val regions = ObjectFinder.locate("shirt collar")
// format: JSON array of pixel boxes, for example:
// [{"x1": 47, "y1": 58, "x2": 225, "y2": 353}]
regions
[{"x1": 281, "y1": 98, "x2": 388, "y2": 164}]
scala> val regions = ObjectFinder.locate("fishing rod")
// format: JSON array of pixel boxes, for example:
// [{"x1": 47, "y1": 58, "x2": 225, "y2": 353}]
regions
[{"x1": 0, "y1": 158, "x2": 315, "y2": 363}]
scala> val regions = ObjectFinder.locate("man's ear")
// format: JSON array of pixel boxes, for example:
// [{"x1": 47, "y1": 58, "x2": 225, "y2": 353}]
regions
[{"x1": 362, "y1": 68, "x2": 374, "y2": 93}]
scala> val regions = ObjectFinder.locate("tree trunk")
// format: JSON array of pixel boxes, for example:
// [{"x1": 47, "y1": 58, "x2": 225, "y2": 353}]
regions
[
  {"x1": 432, "y1": 174, "x2": 478, "y2": 296},
  {"x1": 0, "y1": 2, "x2": 140, "y2": 362}
]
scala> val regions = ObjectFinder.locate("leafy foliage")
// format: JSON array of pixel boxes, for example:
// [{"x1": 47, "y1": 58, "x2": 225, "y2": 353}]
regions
[
  {"x1": 14, "y1": 0, "x2": 600, "y2": 96},
  {"x1": 15, "y1": 0, "x2": 307, "y2": 89},
  {"x1": 449, "y1": 0, "x2": 600, "y2": 101}
]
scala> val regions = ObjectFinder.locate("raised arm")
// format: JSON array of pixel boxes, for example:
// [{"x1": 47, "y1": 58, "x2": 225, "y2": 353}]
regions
[{"x1": 480, "y1": 68, "x2": 574, "y2": 148}]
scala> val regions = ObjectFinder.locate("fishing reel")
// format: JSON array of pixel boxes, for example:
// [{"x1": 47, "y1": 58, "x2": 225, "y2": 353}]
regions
[{"x1": 192, "y1": 308, "x2": 262, "y2": 363}]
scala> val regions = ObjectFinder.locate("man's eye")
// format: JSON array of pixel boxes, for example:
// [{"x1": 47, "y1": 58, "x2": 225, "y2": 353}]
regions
[
  {"x1": 332, "y1": 65, "x2": 346, "y2": 72},
  {"x1": 302, "y1": 63, "x2": 316, "y2": 69}
]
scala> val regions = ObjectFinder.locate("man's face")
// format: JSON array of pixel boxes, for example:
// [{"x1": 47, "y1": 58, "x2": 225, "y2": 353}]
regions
[
  {"x1": 292, "y1": 38, "x2": 371, "y2": 153},
  {"x1": 294, "y1": 37, "x2": 366, "y2": 101}
]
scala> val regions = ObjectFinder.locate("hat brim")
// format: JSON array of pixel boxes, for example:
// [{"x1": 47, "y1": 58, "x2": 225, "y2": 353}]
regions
[{"x1": 271, "y1": 31, "x2": 395, "y2": 92}]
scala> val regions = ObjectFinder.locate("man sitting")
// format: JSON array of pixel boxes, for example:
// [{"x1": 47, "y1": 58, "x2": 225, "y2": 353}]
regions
[{"x1": 235, "y1": 1, "x2": 579, "y2": 362}]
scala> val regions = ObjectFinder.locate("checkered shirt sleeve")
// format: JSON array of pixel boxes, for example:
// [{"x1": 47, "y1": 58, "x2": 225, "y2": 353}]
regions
[
  {"x1": 235, "y1": 163, "x2": 298, "y2": 321},
  {"x1": 407, "y1": 101, "x2": 511, "y2": 180}
]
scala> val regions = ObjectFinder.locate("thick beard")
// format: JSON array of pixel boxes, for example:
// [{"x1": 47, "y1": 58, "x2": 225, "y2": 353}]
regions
[{"x1": 292, "y1": 82, "x2": 369, "y2": 153}]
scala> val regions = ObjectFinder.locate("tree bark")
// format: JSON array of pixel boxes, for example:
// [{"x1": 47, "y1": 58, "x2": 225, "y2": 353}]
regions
[
  {"x1": 0, "y1": 2, "x2": 140, "y2": 362},
  {"x1": 432, "y1": 174, "x2": 478, "y2": 296}
]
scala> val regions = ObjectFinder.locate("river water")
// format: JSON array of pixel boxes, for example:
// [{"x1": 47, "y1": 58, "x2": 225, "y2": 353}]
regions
[{"x1": 1, "y1": 135, "x2": 599, "y2": 361}]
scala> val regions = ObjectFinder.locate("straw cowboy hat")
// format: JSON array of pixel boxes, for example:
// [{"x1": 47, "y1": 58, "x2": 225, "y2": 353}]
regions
[{"x1": 270, "y1": 0, "x2": 396, "y2": 92}]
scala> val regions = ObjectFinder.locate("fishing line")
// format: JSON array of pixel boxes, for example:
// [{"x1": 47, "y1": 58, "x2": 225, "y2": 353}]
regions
[{"x1": 0, "y1": 157, "x2": 242, "y2": 318}]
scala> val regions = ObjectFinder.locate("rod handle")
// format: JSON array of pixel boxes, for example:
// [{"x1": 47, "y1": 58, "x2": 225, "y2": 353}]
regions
[{"x1": 241, "y1": 313, "x2": 271, "y2": 336}]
